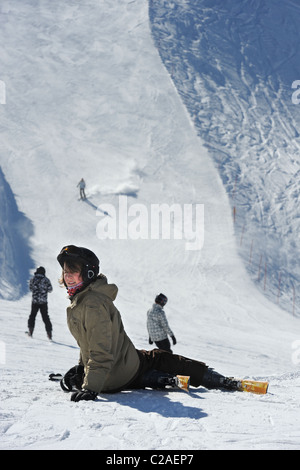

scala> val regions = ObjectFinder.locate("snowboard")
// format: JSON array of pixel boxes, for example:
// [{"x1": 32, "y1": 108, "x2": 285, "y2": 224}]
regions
[
  {"x1": 48, "y1": 373, "x2": 268, "y2": 395},
  {"x1": 237, "y1": 379, "x2": 269, "y2": 394},
  {"x1": 49, "y1": 373, "x2": 190, "y2": 392},
  {"x1": 180, "y1": 376, "x2": 268, "y2": 394},
  {"x1": 175, "y1": 375, "x2": 190, "y2": 392}
]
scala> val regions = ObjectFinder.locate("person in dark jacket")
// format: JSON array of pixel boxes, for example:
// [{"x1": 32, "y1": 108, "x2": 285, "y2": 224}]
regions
[
  {"x1": 56, "y1": 245, "x2": 245, "y2": 402},
  {"x1": 77, "y1": 178, "x2": 86, "y2": 200},
  {"x1": 27, "y1": 266, "x2": 53, "y2": 339}
]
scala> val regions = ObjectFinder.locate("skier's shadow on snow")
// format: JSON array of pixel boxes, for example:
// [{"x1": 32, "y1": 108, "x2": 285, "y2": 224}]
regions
[
  {"x1": 82, "y1": 197, "x2": 110, "y2": 216},
  {"x1": 51, "y1": 340, "x2": 79, "y2": 350},
  {"x1": 99, "y1": 389, "x2": 207, "y2": 419}
]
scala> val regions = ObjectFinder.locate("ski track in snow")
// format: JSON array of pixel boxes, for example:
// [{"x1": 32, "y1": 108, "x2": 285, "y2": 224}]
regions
[
  {"x1": 149, "y1": 0, "x2": 300, "y2": 314},
  {"x1": 0, "y1": 0, "x2": 299, "y2": 451}
]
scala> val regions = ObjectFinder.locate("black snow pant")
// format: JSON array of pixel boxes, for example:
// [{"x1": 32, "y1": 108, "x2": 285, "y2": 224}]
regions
[
  {"x1": 155, "y1": 338, "x2": 172, "y2": 354},
  {"x1": 130, "y1": 349, "x2": 208, "y2": 389},
  {"x1": 28, "y1": 302, "x2": 52, "y2": 336},
  {"x1": 79, "y1": 188, "x2": 86, "y2": 199}
]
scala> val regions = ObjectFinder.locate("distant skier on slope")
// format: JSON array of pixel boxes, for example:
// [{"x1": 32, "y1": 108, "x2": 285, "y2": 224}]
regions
[
  {"x1": 77, "y1": 178, "x2": 86, "y2": 200},
  {"x1": 27, "y1": 266, "x2": 53, "y2": 340},
  {"x1": 54, "y1": 244, "x2": 266, "y2": 402},
  {"x1": 147, "y1": 293, "x2": 176, "y2": 353}
]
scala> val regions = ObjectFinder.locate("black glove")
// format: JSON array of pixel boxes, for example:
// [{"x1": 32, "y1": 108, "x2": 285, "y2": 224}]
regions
[
  {"x1": 149, "y1": 337, "x2": 153, "y2": 345},
  {"x1": 171, "y1": 335, "x2": 177, "y2": 345},
  {"x1": 71, "y1": 389, "x2": 97, "y2": 402},
  {"x1": 60, "y1": 365, "x2": 84, "y2": 392}
]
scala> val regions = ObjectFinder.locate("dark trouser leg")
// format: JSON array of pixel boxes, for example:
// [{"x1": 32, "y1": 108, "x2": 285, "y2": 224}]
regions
[
  {"x1": 201, "y1": 368, "x2": 226, "y2": 389},
  {"x1": 136, "y1": 349, "x2": 208, "y2": 388},
  {"x1": 155, "y1": 338, "x2": 172, "y2": 353},
  {"x1": 40, "y1": 303, "x2": 52, "y2": 338},
  {"x1": 28, "y1": 303, "x2": 39, "y2": 335},
  {"x1": 201, "y1": 368, "x2": 239, "y2": 391},
  {"x1": 135, "y1": 369, "x2": 176, "y2": 389}
]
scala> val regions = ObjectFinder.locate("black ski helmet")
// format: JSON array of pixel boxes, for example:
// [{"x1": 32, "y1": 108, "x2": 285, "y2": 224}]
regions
[
  {"x1": 57, "y1": 245, "x2": 100, "y2": 282},
  {"x1": 35, "y1": 266, "x2": 45, "y2": 275},
  {"x1": 155, "y1": 293, "x2": 168, "y2": 307}
]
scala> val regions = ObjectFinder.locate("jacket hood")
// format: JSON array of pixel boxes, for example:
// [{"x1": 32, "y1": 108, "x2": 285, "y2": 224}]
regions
[{"x1": 89, "y1": 275, "x2": 118, "y2": 301}]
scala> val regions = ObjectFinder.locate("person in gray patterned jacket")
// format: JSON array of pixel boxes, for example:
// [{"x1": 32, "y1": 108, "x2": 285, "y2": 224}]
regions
[
  {"x1": 147, "y1": 293, "x2": 177, "y2": 353},
  {"x1": 27, "y1": 266, "x2": 53, "y2": 339}
]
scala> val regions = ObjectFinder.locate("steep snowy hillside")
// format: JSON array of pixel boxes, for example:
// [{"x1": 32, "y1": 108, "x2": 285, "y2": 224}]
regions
[
  {"x1": 149, "y1": 0, "x2": 300, "y2": 314},
  {"x1": 0, "y1": 168, "x2": 33, "y2": 298},
  {"x1": 0, "y1": 0, "x2": 299, "y2": 450}
]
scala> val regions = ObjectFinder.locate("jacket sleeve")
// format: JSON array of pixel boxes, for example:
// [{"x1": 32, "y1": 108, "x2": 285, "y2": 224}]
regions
[
  {"x1": 47, "y1": 279, "x2": 53, "y2": 293},
  {"x1": 82, "y1": 303, "x2": 114, "y2": 393},
  {"x1": 160, "y1": 310, "x2": 174, "y2": 338}
]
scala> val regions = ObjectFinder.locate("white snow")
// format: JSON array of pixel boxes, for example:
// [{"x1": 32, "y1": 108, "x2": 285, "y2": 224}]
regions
[
  {"x1": 150, "y1": 0, "x2": 300, "y2": 314},
  {"x1": 0, "y1": 0, "x2": 299, "y2": 451}
]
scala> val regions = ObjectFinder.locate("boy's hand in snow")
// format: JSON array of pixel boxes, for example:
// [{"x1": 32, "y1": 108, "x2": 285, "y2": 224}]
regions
[{"x1": 71, "y1": 390, "x2": 97, "y2": 402}]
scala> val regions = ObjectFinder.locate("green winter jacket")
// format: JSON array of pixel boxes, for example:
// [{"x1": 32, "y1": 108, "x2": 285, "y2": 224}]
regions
[{"x1": 66, "y1": 275, "x2": 140, "y2": 394}]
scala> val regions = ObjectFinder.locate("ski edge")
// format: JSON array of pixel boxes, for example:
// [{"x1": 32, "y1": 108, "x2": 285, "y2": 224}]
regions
[{"x1": 238, "y1": 379, "x2": 269, "y2": 395}]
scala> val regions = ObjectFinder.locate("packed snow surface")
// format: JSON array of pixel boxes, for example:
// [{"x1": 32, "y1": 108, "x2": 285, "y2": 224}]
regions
[{"x1": 0, "y1": 0, "x2": 299, "y2": 450}]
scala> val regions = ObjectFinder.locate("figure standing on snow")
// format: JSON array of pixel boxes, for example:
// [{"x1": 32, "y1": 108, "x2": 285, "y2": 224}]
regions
[
  {"x1": 56, "y1": 245, "x2": 246, "y2": 402},
  {"x1": 77, "y1": 178, "x2": 86, "y2": 200},
  {"x1": 27, "y1": 266, "x2": 53, "y2": 340},
  {"x1": 147, "y1": 293, "x2": 176, "y2": 353}
]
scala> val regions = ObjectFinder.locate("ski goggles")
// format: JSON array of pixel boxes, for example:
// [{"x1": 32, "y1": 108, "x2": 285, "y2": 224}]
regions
[{"x1": 57, "y1": 245, "x2": 99, "y2": 268}]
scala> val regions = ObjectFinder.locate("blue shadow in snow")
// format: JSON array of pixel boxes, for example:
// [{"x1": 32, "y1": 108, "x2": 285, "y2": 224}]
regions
[
  {"x1": 0, "y1": 167, "x2": 34, "y2": 299},
  {"x1": 97, "y1": 388, "x2": 207, "y2": 419}
]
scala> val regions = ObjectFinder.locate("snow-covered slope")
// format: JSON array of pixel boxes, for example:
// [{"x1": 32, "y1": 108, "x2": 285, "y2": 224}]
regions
[
  {"x1": 0, "y1": 0, "x2": 299, "y2": 450},
  {"x1": 149, "y1": 0, "x2": 300, "y2": 314}
]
